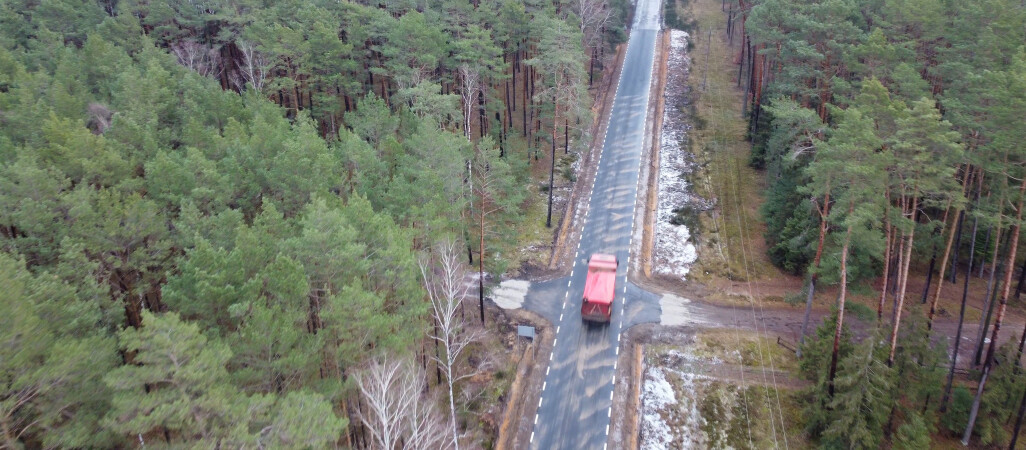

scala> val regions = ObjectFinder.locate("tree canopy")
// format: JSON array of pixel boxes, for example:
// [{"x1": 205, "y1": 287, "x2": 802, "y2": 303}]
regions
[{"x1": 0, "y1": 0, "x2": 630, "y2": 445}]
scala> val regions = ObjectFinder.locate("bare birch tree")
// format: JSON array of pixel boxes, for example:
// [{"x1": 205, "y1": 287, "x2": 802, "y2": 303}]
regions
[
  {"x1": 419, "y1": 239, "x2": 487, "y2": 450},
  {"x1": 354, "y1": 357, "x2": 414, "y2": 450},
  {"x1": 354, "y1": 356, "x2": 452, "y2": 450},
  {"x1": 573, "y1": 0, "x2": 612, "y2": 84},
  {"x1": 170, "y1": 39, "x2": 221, "y2": 78},
  {"x1": 404, "y1": 373, "x2": 452, "y2": 450},
  {"x1": 232, "y1": 40, "x2": 268, "y2": 92},
  {"x1": 459, "y1": 64, "x2": 480, "y2": 141}
]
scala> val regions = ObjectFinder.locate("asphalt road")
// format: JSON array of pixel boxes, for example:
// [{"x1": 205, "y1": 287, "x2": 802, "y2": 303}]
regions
[{"x1": 525, "y1": 0, "x2": 662, "y2": 447}]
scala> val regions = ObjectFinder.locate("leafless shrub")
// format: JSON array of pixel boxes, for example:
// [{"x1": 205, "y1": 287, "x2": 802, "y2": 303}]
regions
[
  {"x1": 87, "y1": 102, "x2": 113, "y2": 134},
  {"x1": 231, "y1": 40, "x2": 268, "y2": 92},
  {"x1": 354, "y1": 356, "x2": 453, "y2": 450},
  {"x1": 170, "y1": 39, "x2": 221, "y2": 78}
]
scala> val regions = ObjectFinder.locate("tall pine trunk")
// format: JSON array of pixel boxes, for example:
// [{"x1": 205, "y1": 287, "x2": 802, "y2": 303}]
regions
[
  {"x1": 948, "y1": 210, "x2": 966, "y2": 283},
  {"x1": 799, "y1": 189, "x2": 831, "y2": 357},
  {"x1": 921, "y1": 250, "x2": 937, "y2": 304},
  {"x1": 979, "y1": 226, "x2": 991, "y2": 278},
  {"x1": 962, "y1": 176, "x2": 1026, "y2": 445},
  {"x1": 974, "y1": 221, "x2": 1007, "y2": 365},
  {"x1": 940, "y1": 204, "x2": 979, "y2": 412},
  {"x1": 479, "y1": 196, "x2": 486, "y2": 325},
  {"x1": 546, "y1": 95, "x2": 559, "y2": 228},
  {"x1": 1016, "y1": 258, "x2": 1026, "y2": 299},
  {"x1": 928, "y1": 168, "x2": 974, "y2": 327},
  {"x1": 879, "y1": 193, "x2": 893, "y2": 320},
  {"x1": 829, "y1": 199, "x2": 855, "y2": 395},
  {"x1": 889, "y1": 194, "x2": 918, "y2": 366}
]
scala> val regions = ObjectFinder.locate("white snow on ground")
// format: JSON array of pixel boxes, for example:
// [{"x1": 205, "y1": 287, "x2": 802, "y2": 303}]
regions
[
  {"x1": 491, "y1": 279, "x2": 530, "y2": 310},
  {"x1": 641, "y1": 353, "x2": 706, "y2": 449},
  {"x1": 653, "y1": 29, "x2": 701, "y2": 280},
  {"x1": 641, "y1": 368, "x2": 676, "y2": 450}
]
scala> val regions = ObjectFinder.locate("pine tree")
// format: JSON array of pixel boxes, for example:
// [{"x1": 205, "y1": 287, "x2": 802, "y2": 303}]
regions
[
  {"x1": 104, "y1": 311, "x2": 343, "y2": 446},
  {"x1": 0, "y1": 253, "x2": 120, "y2": 448},
  {"x1": 824, "y1": 334, "x2": 895, "y2": 449},
  {"x1": 894, "y1": 410, "x2": 933, "y2": 450}
]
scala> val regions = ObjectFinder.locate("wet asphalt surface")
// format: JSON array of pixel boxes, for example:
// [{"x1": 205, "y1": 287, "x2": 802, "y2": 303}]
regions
[{"x1": 525, "y1": 0, "x2": 662, "y2": 447}]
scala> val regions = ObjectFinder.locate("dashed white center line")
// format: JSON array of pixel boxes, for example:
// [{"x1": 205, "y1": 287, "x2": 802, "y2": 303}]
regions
[{"x1": 532, "y1": 20, "x2": 659, "y2": 449}]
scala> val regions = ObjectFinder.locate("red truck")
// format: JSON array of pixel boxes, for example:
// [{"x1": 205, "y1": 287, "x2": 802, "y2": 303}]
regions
[{"x1": 581, "y1": 253, "x2": 618, "y2": 323}]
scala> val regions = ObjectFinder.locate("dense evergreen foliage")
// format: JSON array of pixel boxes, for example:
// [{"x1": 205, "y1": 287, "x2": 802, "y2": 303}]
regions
[
  {"x1": 739, "y1": 0, "x2": 1025, "y2": 283},
  {"x1": 732, "y1": 0, "x2": 1026, "y2": 445},
  {"x1": 0, "y1": 0, "x2": 627, "y2": 446}
]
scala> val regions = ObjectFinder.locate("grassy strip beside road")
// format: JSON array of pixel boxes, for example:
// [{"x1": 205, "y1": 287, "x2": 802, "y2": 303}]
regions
[{"x1": 679, "y1": 0, "x2": 778, "y2": 284}]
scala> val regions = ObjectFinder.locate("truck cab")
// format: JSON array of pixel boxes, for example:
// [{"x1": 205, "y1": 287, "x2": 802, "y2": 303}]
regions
[{"x1": 581, "y1": 253, "x2": 618, "y2": 323}]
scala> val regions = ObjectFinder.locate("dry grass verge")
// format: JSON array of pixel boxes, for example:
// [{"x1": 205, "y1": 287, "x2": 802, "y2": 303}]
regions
[
  {"x1": 638, "y1": 329, "x2": 810, "y2": 449},
  {"x1": 679, "y1": 0, "x2": 781, "y2": 287}
]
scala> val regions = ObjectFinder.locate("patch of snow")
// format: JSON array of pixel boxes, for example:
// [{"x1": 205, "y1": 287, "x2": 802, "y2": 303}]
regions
[
  {"x1": 644, "y1": 367, "x2": 677, "y2": 409},
  {"x1": 491, "y1": 279, "x2": 530, "y2": 310},
  {"x1": 674, "y1": 371, "x2": 705, "y2": 447},
  {"x1": 659, "y1": 294, "x2": 694, "y2": 326},
  {"x1": 670, "y1": 30, "x2": 690, "y2": 51},
  {"x1": 653, "y1": 29, "x2": 703, "y2": 281},
  {"x1": 641, "y1": 364, "x2": 705, "y2": 449},
  {"x1": 641, "y1": 368, "x2": 676, "y2": 450},
  {"x1": 643, "y1": 346, "x2": 746, "y2": 449}
]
